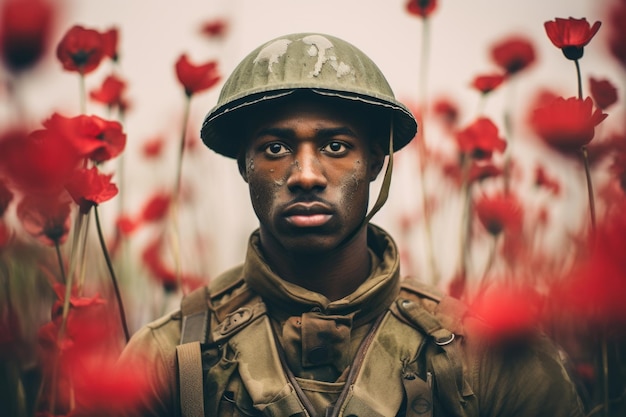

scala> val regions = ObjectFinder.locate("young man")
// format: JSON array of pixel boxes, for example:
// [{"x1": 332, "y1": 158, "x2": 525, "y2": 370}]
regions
[{"x1": 117, "y1": 33, "x2": 584, "y2": 417}]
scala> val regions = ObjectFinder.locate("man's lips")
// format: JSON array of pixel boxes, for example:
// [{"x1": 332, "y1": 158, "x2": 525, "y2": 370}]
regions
[{"x1": 282, "y1": 202, "x2": 333, "y2": 227}]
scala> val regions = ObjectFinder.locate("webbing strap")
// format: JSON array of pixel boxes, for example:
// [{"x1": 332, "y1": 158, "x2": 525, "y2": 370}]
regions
[
  {"x1": 176, "y1": 342, "x2": 205, "y2": 417},
  {"x1": 364, "y1": 119, "x2": 394, "y2": 224}
]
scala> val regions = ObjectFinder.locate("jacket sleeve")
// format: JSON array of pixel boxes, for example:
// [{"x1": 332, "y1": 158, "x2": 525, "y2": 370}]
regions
[
  {"x1": 113, "y1": 312, "x2": 181, "y2": 417},
  {"x1": 467, "y1": 330, "x2": 585, "y2": 417}
]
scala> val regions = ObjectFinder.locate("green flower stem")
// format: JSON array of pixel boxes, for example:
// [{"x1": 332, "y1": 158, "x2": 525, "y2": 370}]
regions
[
  {"x1": 416, "y1": 17, "x2": 440, "y2": 285},
  {"x1": 79, "y1": 74, "x2": 86, "y2": 114},
  {"x1": 94, "y1": 205, "x2": 130, "y2": 342},
  {"x1": 457, "y1": 155, "x2": 472, "y2": 295},
  {"x1": 581, "y1": 146, "x2": 596, "y2": 233},
  {"x1": 574, "y1": 59, "x2": 583, "y2": 100},
  {"x1": 171, "y1": 94, "x2": 193, "y2": 293}
]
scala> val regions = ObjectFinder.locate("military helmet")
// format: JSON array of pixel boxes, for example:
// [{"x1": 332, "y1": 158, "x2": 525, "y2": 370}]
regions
[{"x1": 200, "y1": 33, "x2": 418, "y2": 158}]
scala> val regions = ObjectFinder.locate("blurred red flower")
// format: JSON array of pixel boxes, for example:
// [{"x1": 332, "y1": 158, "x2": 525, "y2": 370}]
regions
[
  {"x1": 65, "y1": 167, "x2": 118, "y2": 214},
  {"x1": 471, "y1": 73, "x2": 506, "y2": 94},
  {"x1": 530, "y1": 96, "x2": 607, "y2": 154},
  {"x1": 200, "y1": 19, "x2": 228, "y2": 38},
  {"x1": 405, "y1": 0, "x2": 437, "y2": 18},
  {"x1": 44, "y1": 113, "x2": 126, "y2": 163},
  {"x1": 141, "y1": 136, "x2": 165, "y2": 159},
  {"x1": 472, "y1": 283, "x2": 543, "y2": 343},
  {"x1": 432, "y1": 96, "x2": 460, "y2": 130},
  {"x1": 544, "y1": 17, "x2": 601, "y2": 60},
  {"x1": 589, "y1": 77, "x2": 618, "y2": 110},
  {"x1": 0, "y1": 0, "x2": 54, "y2": 72},
  {"x1": 0, "y1": 220, "x2": 11, "y2": 250},
  {"x1": 101, "y1": 26, "x2": 119, "y2": 61},
  {"x1": 490, "y1": 35, "x2": 536, "y2": 75},
  {"x1": 17, "y1": 192, "x2": 72, "y2": 246},
  {"x1": 468, "y1": 161, "x2": 503, "y2": 183},
  {"x1": 141, "y1": 192, "x2": 171, "y2": 223},
  {"x1": 89, "y1": 74, "x2": 127, "y2": 108},
  {"x1": 607, "y1": 1, "x2": 626, "y2": 69},
  {"x1": 175, "y1": 54, "x2": 221, "y2": 97},
  {"x1": 0, "y1": 127, "x2": 81, "y2": 194},
  {"x1": 534, "y1": 165, "x2": 561, "y2": 195},
  {"x1": 456, "y1": 117, "x2": 506, "y2": 160},
  {"x1": 56, "y1": 25, "x2": 104, "y2": 75},
  {"x1": 141, "y1": 237, "x2": 178, "y2": 292},
  {"x1": 475, "y1": 192, "x2": 523, "y2": 236},
  {"x1": 0, "y1": 180, "x2": 14, "y2": 216}
]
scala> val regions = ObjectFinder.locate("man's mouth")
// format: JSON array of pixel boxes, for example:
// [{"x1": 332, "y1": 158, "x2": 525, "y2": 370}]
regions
[{"x1": 282, "y1": 202, "x2": 333, "y2": 228}]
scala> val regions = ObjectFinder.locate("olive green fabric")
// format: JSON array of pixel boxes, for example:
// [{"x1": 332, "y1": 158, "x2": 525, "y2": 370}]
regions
[
  {"x1": 200, "y1": 33, "x2": 417, "y2": 158},
  {"x1": 114, "y1": 225, "x2": 585, "y2": 417}
]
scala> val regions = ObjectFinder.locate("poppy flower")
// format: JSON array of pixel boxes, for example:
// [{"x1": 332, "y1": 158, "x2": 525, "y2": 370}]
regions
[
  {"x1": 474, "y1": 192, "x2": 523, "y2": 236},
  {"x1": 432, "y1": 96, "x2": 460, "y2": 129},
  {"x1": 0, "y1": 180, "x2": 13, "y2": 217},
  {"x1": 56, "y1": 25, "x2": 105, "y2": 75},
  {"x1": 490, "y1": 35, "x2": 536, "y2": 75},
  {"x1": 0, "y1": 0, "x2": 53, "y2": 72},
  {"x1": 468, "y1": 161, "x2": 503, "y2": 183},
  {"x1": 530, "y1": 96, "x2": 607, "y2": 154},
  {"x1": 456, "y1": 117, "x2": 507, "y2": 160},
  {"x1": 17, "y1": 192, "x2": 72, "y2": 246},
  {"x1": 141, "y1": 237, "x2": 178, "y2": 291},
  {"x1": 175, "y1": 54, "x2": 221, "y2": 97},
  {"x1": 200, "y1": 19, "x2": 228, "y2": 39},
  {"x1": 141, "y1": 192, "x2": 171, "y2": 223},
  {"x1": 471, "y1": 73, "x2": 506, "y2": 94},
  {"x1": 405, "y1": 0, "x2": 437, "y2": 18},
  {"x1": 101, "y1": 27, "x2": 119, "y2": 61},
  {"x1": 472, "y1": 283, "x2": 543, "y2": 343},
  {"x1": 607, "y1": 1, "x2": 626, "y2": 70},
  {"x1": 89, "y1": 74, "x2": 127, "y2": 108},
  {"x1": 544, "y1": 17, "x2": 601, "y2": 60},
  {"x1": 65, "y1": 167, "x2": 118, "y2": 214},
  {"x1": 534, "y1": 165, "x2": 560, "y2": 195},
  {"x1": 44, "y1": 113, "x2": 126, "y2": 163},
  {"x1": 589, "y1": 77, "x2": 618, "y2": 110},
  {"x1": 141, "y1": 136, "x2": 165, "y2": 158},
  {"x1": 0, "y1": 127, "x2": 81, "y2": 194}
]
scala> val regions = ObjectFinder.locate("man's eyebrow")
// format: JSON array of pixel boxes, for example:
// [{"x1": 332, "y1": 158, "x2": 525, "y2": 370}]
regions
[{"x1": 255, "y1": 126, "x2": 358, "y2": 139}]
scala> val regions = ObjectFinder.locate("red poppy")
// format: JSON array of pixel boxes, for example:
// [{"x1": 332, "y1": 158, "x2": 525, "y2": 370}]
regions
[
  {"x1": 141, "y1": 136, "x2": 165, "y2": 158},
  {"x1": 468, "y1": 160, "x2": 503, "y2": 183},
  {"x1": 44, "y1": 113, "x2": 126, "y2": 163},
  {"x1": 456, "y1": 117, "x2": 507, "y2": 160},
  {"x1": 471, "y1": 73, "x2": 506, "y2": 94},
  {"x1": 405, "y1": 0, "x2": 437, "y2": 18},
  {"x1": 589, "y1": 77, "x2": 618, "y2": 110},
  {"x1": 0, "y1": 127, "x2": 81, "y2": 194},
  {"x1": 608, "y1": 1, "x2": 626, "y2": 70},
  {"x1": 141, "y1": 192, "x2": 171, "y2": 223},
  {"x1": 175, "y1": 54, "x2": 221, "y2": 97},
  {"x1": 65, "y1": 167, "x2": 118, "y2": 214},
  {"x1": 56, "y1": 25, "x2": 104, "y2": 75},
  {"x1": 472, "y1": 283, "x2": 543, "y2": 343},
  {"x1": 17, "y1": 192, "x2": 72, "y2": 246},
  {"x1": 89, "y1": 74, "x2": 127, "y2": 108},
  {"x1": 530, "y1": 96, "x2": 607, "y2": 154},
  {"x1": 474, "y1": 192, "x2": 523, "y2": 236},
  {"x1": 534, "y1": 165, "x2": 560, "y2": 195},
  {"x1": 141, "y1": 237, "x2": 178, "y2": 291},
  {"x1": 116, "y1": 215, "x2": 139, "y2": 236},
  {"x1": 0, "y1": 180, "x2": 13, "y2": 217},
  {"x1": 490, "y1": 35, "x2": 536, "y2": 75},
  {"x1": 544, "y1": 17, "x2": 601, "y2": 60},
  {"x1": 101, "y1": 27, "x2": 119, "y2": 61},
  {"x1": 432, "y1": 96, "x2": 460, "y2": 129},
  {"x1": 200, "y1": 19, "x2": 228, "y2": 38},
  {"x1": 0, "y1": 0, "x2": 53, "y2": 72}
]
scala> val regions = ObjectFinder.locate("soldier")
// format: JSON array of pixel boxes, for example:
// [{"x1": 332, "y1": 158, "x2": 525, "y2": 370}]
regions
[{"x1": 116, "y1": 33, "x2": 584, "y2": 417}]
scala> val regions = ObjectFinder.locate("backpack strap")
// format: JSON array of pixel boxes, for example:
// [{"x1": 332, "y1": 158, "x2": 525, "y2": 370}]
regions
[{"x1": 177, "y1": 286, "x2": 211, "y2": 417}]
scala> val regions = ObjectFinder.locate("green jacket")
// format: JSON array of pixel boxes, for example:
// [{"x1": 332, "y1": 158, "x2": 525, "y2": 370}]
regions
[{"x1": 116, "y1": 225, "x2": 584, "y2": 417}]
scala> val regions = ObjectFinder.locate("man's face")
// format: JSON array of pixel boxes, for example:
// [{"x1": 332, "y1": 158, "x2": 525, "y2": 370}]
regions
[{"x1": 240, "y1": 97, "x2": 384, "y2": 254}]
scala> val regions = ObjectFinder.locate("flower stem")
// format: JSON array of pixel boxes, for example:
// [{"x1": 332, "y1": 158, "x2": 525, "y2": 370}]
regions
[
  {"x1": 79, "y1": 74, "x2": 86, "y2": 114},
  {"x1": 581, "y1": 146, "x2": 596, "y2": 233},
  {"x1": 574, "y1": 59, "x2": 583, "y2": 100},
  {"x1": 94, "y1": 205, "x2": 130, "y2": 342},
  {"x1": 171, "y1": 95, "x2": 192, "y2": 294},
  {"x1": 416, "y1": 17, "x2": 440, "y2": 285}
]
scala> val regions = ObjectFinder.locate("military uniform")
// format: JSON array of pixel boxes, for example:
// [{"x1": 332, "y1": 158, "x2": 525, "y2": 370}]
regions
[{"x1": 117, "y1": 226, "x2": 584, "y2": 417}]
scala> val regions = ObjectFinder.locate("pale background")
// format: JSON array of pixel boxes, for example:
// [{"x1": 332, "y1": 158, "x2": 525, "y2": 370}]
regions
[{"x1": 2, "y1": 0, "x2": 623, "y2": 328}]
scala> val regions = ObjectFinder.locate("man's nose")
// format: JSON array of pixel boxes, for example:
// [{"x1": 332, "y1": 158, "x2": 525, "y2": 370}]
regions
[{"x1": 286, "y1": 146, "x2": 327, "y2": 191}]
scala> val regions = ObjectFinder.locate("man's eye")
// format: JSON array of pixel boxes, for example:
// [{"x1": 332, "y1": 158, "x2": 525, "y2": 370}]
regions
[
  {"x1": 323, "y1": 141, "x2": 348, "y2": 155},
  {"x1": 264, "y1": 143, "x2": 289, "y2": 156}
]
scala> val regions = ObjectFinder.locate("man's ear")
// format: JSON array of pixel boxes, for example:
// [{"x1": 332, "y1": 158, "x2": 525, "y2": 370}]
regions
[{"x1": 368, "y1": 145, "x2": 386, "y2": 182}]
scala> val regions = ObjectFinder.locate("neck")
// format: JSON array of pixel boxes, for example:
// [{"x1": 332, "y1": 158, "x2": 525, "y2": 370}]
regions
[{"x1": 260, "y1": 227, "x2": 371, "y2": 301}]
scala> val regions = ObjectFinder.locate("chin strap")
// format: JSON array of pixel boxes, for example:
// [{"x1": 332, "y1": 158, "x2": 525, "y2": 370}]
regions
[{"x1": 364, "y1": 118, "x2": 394, "y2": 224}]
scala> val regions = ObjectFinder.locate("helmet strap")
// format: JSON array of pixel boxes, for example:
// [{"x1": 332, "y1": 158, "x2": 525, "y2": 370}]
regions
[{"x1": 364, "y1": 118, "x2": 394, "y2": 223}]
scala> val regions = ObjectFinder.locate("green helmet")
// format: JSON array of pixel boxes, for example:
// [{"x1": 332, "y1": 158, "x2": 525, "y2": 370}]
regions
[{"x1": 200, "y1": 32, "x2": 417, "y2": 158}]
